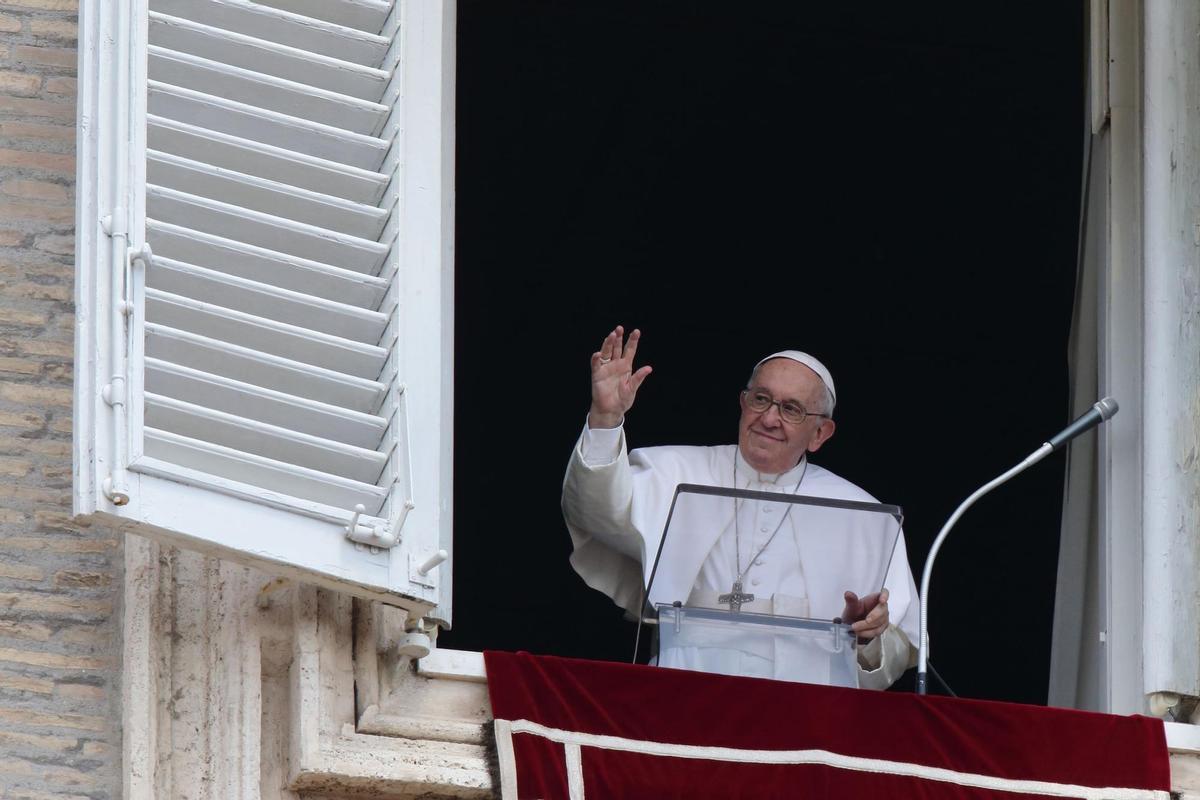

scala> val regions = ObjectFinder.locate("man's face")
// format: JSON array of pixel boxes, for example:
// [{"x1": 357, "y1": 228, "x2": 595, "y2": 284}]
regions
[{"x1": 737, "y1": 359, "x2": 836, "y2": 474}]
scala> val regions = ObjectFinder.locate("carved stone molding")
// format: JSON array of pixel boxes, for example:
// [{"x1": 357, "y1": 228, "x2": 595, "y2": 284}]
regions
[{"x1": 122, "y1": 536, "x2": 492, "y2": 799}]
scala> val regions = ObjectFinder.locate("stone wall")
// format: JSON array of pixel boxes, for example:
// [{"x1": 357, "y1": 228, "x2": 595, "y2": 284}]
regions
[{"x1": 0, "y1": 1, "x2": 122, "y2": 798}]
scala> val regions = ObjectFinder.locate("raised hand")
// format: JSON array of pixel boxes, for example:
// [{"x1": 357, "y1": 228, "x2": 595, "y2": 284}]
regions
[
  {"x1": 837, "y1": 588, "x2": 890, "y2": 642},
  {"x1": 589, "y1": 326, "x2": 653, "y2": 429}
]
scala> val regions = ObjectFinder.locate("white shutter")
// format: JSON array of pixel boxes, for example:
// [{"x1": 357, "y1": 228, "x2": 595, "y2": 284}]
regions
[{"x1": 74, "y1": 0, "x2": 455, "y2": 618}]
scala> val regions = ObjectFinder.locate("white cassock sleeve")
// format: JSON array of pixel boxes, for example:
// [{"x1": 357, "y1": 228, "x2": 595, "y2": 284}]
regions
[{"x1": 561, "y1": 422, "x2": 653, "y2": 618}]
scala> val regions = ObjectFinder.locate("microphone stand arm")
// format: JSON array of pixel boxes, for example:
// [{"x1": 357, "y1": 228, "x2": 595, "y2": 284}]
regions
[{"x1": 916, "y1": 442, "x2": 1053, "y2": 695}]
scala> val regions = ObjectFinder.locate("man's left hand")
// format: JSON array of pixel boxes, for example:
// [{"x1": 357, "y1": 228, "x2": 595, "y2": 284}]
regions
[{"x1": 838, "y1": 588, "x2": 889, "y2": 642}]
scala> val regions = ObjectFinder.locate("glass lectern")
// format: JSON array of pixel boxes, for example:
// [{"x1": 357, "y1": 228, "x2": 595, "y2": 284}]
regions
[{"x1": 641, "y1": 484, "x2": 904, "y2": 688}]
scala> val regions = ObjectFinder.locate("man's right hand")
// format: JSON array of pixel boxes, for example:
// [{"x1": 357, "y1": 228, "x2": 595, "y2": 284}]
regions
[{"x1": 589, "y1": 326, "x2": 653, "y2": 429}]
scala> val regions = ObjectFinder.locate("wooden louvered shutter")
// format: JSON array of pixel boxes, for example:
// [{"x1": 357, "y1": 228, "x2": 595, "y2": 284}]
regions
[{"x1": 74, "y1": 0, "x2": 454, "y2": 618}]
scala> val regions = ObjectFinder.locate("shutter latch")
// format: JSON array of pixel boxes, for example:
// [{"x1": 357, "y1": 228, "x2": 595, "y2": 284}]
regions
[{"x1": 344, "y1": 503, "x2": 398, "y2": 549}]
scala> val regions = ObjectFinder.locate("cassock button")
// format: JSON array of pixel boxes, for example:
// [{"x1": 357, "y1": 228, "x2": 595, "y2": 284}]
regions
[
  {"x1": 754, "y1": 559, "x2": 765, "y2": 567},
  {"x1": 751, "y1": 578, "x2": 761, "y2": 586},
  {"x1": 760, "y1": 527, "x2": 768, "y2": 533},
  {"x1": 763, "y1": 506, "x2": 774, "y2": 514}
]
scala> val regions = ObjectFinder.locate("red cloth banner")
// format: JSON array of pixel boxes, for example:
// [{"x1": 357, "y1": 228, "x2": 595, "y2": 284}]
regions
[{"x1": 484, "y1": 651, "x2": 1170, "y2": 800}]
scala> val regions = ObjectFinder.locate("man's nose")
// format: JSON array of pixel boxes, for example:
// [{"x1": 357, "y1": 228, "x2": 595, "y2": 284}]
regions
[{"x1": 759, "y1": 403, "x2": 783, "y2": 426}]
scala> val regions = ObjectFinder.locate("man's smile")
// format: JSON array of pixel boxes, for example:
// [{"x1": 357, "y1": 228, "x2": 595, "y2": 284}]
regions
[{"x1": 749, "y1": 428, "x2": 785, "y2": 442}]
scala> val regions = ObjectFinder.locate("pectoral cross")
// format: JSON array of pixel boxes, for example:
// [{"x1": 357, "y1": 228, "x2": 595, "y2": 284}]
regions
[{"x1": 718, "y1": 580, "x2": 754, "y2": 612}]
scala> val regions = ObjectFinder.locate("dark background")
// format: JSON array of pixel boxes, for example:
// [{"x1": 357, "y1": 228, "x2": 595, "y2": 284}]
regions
[{"x1": 443, "y1": 2, "x2": 1084, "y2": 706}]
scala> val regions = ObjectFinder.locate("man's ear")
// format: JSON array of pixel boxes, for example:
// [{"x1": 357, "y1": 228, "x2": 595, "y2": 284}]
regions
[{"x1": 806, "y1": 419, "x2": 837, "y2": 453}]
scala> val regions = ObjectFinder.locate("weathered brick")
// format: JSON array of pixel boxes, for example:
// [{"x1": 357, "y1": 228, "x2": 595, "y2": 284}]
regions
[
  {"x1": 33, "y1": 233, "x2": 74, "y2": 254},
  {"x1": 0, "y1": 355, "x2": 40, "y2": 374},
  {"x1": 0, "y1": 121, "x2": 73, "y2": 142},
  {"x1": 44, "y1": 76, "x2": 75, "y2": 94},
  {"x1": 57, "y1": 626, "x2": 106, "y2": 647},
  {"x1": 2, "y1": 179, "x2": 69, "y2": 203},
  {"x1": 0, "y1": 591, "x2": 111, "y2": 616},
  {"x1": 0, "y1": 728, "x2": 77, "y2": 752},
  {"x1": 0, "y1": 70, "x2": 43, "y2": 97},
  {"x1": 9, "y1": 788, "x2": 95, "y2": 800},
  {"x1": 0, "y1": 228, "x2": 28, "y2": 245},
  {"x1": 0, "y1": 484, "x2": 70, "y2": 506},
  {"x1": 19, "y1": 338, "x2": 72, "y2": 357},
  {"x1": 0, "y1": 14, "x2": 22, "y2": 33},
  {"x1": 7, "y1": 282, "x2": 72, "y2": 302},
  {"x1": 12, "y1": 45, "x2": 76, "y2": 70},
  {"x1": 0, "y1": 706, "x2": 107, "y2": 732},
  {"x1": 54, "y1": 682, "x2": 105, "y2": 701},
  {"x1": 82, "y1": 740, "x2": 113, "y2": 757},
  {"x1": 0, "y1": 94, "x2": 75, "y2": 122},
  {"x1": 43, "y1": 362, "x2": 71, "y2": 383},
  {"x1": 0, "y1": 307, "x2": 48, "y2": 327},
  {"x1": 29, "y1": 19, "x2": 77, "y2": 41},
  {"x1": 0, "y1": 647, "x2": 110, "y2": 670},
  {"x1": 0, "y1": 757, "x2": 98, "y2": 788},
  {"x1": 33, "y1": 511, "x2": 88, "y2": 533},
  {"x1": 0, "y1": 671, "x2": 53, "y2": 695},
  {"x1": 7, "y1": 0, "x2": 77, "y2": 9},
  {"x1": 0, "y1": 382, "x2": 71, "y2": 407},
  {"x1": 0, "y1": 620, "x2": 52, "y2": 641},
  {"x1": 54, "y1": 571, "x2": 110, "y2": 589},
  {"x1": 0, "y1": 507, "x2": 28, "y2": 524},
  {"x1": 0, "y1": 201, "x2": 74, "y2": 223},
  {"x1": 9, "y1": 790, "x2": 95, "y2": 800},
  {"x1": 0, "y1": 409, "x2": 44, "y2": 432},
  {"x1": 18, "y1": 438, "x2": 70, "y2": 457},
  {"x1": 0, "y1": 455, "x2": 34, "y2": 476},
  {"x1": 0, "y1": 562, "x2": 42, "y2": 581},
  {"x1": 41, "y1": 462, "x2": 71, "y2": 479},
  {"x1": 0, "y1": 147, "x2": 74, "y2": 175},
  {"x1": 2, "y1": 537, "x2": 116, "y2": 554}
]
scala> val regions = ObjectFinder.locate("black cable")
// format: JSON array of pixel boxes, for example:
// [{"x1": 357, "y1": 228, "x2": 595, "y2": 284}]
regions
[{"x1": 926, "y1": 660, "x2": 957, "y2": 698}]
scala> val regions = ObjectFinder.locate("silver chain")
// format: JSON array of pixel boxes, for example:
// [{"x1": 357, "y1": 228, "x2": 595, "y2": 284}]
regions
[{"x1": 732, "y1": 457, "x2": 807, "y2": 585}]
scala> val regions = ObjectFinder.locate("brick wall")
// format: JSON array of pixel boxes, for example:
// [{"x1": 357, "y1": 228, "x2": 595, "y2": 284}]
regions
[{"x1": 0, "y1": 1, "x2": 122, "y2": 798}]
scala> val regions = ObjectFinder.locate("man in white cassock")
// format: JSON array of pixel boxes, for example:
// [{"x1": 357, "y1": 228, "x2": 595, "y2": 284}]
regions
[{"x1": 561, "y1": 327, "x2": 919, "y2": 690}]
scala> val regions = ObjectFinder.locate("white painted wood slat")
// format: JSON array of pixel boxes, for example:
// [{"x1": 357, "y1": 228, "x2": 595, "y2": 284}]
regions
[
  {"x1": 145, "y1": 289, "x2": 388, "y2": 379},
  {"x1": 250, "y1": 0, "x2": 392, "y2": 35},
  {"x1": 146, "y1": 184, "x2": 390, "y2": 272},
  {"x1": 147, "y1": 81, "x2": 389, "y2": 170},
  {"x1": 146, "y1": 221, "x2": 388, "y2": 302},
  {"x1": 149, "y1": 0, "x2": 390, "y2": 67},
  {"x1": 146, "y1": 257, "x2": 387, "y2": 343},
  {"x1": 147, "y1": 149, "x2": 390, "y2": 240},
  {"x1": 147, "y1": 115, "x2": 388, "y2": 205},
  {"x1": 145, "y1": 392, "x2": 387, "y2": 483},
  {"x1": 144, "y1": 324, "x2": 384, "y2": 413},
  {"x1": 148, "y1": 46, "x2": 388, "y2": 135},
  {"x1": 148, "y1": 12, "x2": 389, "y2": 102},
  {"x1": 144, "y1": 358, "x2": 387, "y2": 449},
  {"x1": 143, "y1": 428, "x2": 389, "y2": 514}
]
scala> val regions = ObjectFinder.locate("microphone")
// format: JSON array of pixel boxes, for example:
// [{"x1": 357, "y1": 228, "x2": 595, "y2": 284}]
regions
[
  {"x1": 916, "y1": 397, "x2": 1120, "y2": 695},
  {"x1": 1046, "y1": 397, "x2": 1119, "y2": 452}
]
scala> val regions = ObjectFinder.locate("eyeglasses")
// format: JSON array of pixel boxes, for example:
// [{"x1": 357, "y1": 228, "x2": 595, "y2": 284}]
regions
[{"x1": 740, "y1": 389, "x2": 830, "y2": 425}]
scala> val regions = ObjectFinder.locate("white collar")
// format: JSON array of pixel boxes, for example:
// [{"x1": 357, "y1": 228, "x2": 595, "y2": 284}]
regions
[{"x1": 734, "y1": 447, "x2": 808, "y2": 488}]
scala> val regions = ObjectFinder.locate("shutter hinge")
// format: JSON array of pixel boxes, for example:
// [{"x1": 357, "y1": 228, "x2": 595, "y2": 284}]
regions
[
  {"x1": 101, "y1": 206, "x2": 128, "y2": 237},
  {"x1": 129, "y1": 242, "x2": 153, "y2": 271}
]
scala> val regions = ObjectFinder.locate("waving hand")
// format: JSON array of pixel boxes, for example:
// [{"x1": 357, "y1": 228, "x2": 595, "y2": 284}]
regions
[{"x1": 588, "y1": 326, "x2": 653, "y2": 429}]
